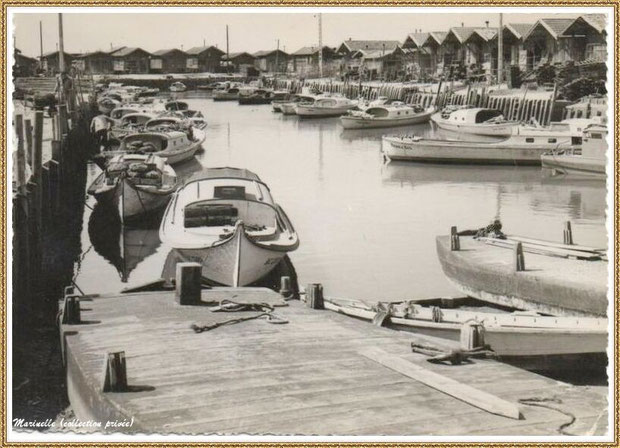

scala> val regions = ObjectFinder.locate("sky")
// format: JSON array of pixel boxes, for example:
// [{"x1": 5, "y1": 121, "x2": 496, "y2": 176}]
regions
[{"x1": 12, "y1": 10, "x2": 589, "y2": 58}]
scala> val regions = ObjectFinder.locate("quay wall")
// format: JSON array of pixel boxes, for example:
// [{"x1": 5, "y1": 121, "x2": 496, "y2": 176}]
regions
[
  {"x1": 12, "y1": 88, "x2": 96, "y2": 326},
  {"x1": 275, "y1": 78, "x2": 567, "y2": 125}
]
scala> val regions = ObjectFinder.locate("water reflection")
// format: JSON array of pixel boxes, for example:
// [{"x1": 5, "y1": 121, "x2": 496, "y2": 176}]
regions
[{"x1": 88, "y1": 202, "x2": 161, "y2": 283}]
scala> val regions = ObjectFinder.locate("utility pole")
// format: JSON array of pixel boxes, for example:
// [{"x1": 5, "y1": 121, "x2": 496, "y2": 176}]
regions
[
  {"x1": 39, "y1": 21, "x2": 43, "y2": 62},
  {"x1": 226, "y1": 25, "x2": 230, "y2": 74},
  {"x1": 58, "y1": 13, "x2": 65, "y2": 72},
  {"x1": 498, "y1": 13, "x2": 503, "y2": 85},
  {"x1": 318, "y1": 13, "x2": 323, "y2": 78}
]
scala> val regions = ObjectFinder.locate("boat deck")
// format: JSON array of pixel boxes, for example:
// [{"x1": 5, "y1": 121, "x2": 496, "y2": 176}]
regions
[{"x1": 61, "y1": 287, "x2": 608, "y2": 436}]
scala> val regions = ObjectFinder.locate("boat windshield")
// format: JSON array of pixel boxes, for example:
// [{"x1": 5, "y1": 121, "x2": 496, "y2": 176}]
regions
[{"x1": 476, "y1": 109, "x2": 503, "y2": 123}]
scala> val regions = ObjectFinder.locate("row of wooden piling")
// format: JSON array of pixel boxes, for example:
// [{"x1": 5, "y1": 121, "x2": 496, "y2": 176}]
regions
[
  {"x1": 274, "y1": 78, "x2": 558, "y2": 125},
  {"x1": 12, "y1": 100, "x2": 95, "y2": 325}
]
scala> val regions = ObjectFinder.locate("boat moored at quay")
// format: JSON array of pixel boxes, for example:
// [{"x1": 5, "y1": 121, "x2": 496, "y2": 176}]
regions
[
  {"x1": 431, "y1": 107, "x2": 518, "y2": 136},
  {"x1": 159, "y1": 167, "x2": 299, "y2": 286},
  {"x1": 341, "y1": 104, "x2": 435, "y2": 129},
  {"x1": 295, "y1": 95, "x2": 358, "y2": 118}
]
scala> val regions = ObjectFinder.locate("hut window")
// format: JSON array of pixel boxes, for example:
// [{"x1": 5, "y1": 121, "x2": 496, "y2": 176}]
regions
[
  {"x1": 591, "y1": 133, "x2": 603, "y2": 139},
  {"x1": 525, "y1": 138, "x2": 535, "y2": 143},
  {"x1": 548, "y1": 138, "x2": 557, "y2": 143}
]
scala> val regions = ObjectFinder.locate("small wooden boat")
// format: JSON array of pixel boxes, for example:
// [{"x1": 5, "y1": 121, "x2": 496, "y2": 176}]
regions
[
  {"x1": 435, "y1": 232, "x2": 607, "y2": 317},
  {"x1": 340, "y1": 104, "x2": 434, "y2": 130},
  {"x1": 431, "y1": 107, "x2": 518, "y2": 136},
  {"x1": 159, "y1": 167, "x2": 299, "y2": 286},
  {"x1": 87, "y1": 154, "x2": 178, "y2": 222},
  {"x1": 96, "y1": 128, "x2": 205, "y2": 168},
  {"x1": 109, "y1": 106, "x2": 140, "y2": 124},
  {"x1": 541, "y1": 124, "x2": 607, "y2": 179},
  {"x1": 279, "y1": 94, "x2": 317, "y2": 115},
  {"x1": 213, "y1": 86, "x2": 240, "y2": 101},
  {"x1": 109, "y1": 112, "x2": 157, "y2": 139},
  {"x1": 323, "y1": 296, "x2": 607, "y2": 361},
  {"x1": 382, "y1": 126, "x2": 573, "y2": 165},
  {"x1": 238, "y1": 89, "x2": 274, "y2": 105},
  {"x1": 169, "y1": 82, "x2": 187, "y2": 92},
  {"x1": 295, "y1": 95, "x2": 357, "y2": 118}
]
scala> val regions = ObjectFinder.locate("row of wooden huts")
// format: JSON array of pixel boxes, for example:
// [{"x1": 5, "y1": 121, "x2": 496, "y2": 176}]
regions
[{"x1": 16, "y1": 14, "x2": 606, "y2": 81}]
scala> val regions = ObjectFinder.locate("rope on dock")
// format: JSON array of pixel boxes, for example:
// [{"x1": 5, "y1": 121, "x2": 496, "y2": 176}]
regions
[
  {"x1": 191, "y1": 300, "x2": 289, "y2": 333},
  {"x1": 518, "y1": 397, "x2": 577, "y2": 435}
]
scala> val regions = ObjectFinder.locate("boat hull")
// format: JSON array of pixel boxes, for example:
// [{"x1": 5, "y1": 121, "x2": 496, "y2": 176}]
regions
[
  {"x1": 238, "y1": 96, "x2": 272, "y2": 105},
  {"x1": 432, "y1": 115, "x2": 517, "y2": 136},
  {"x1": 382, "y1": 136, "x2": 551, "y2": 166},
  {"x1": 341, "y1": 111, "x2": 433, "y2": 130},
  {"x1": 213, "y1": 93, "x2": 239, "y2": 102},
  {"x1": 295, "y1": 104, "x2": 354, "y2": 118},
  {"x1": 435, "y1": 235, "x2": 607, "y2": 317},
  {"x1": 541, "y1": 154, "x2": 606, "y2": 179},
  {"x1": 176, "y1": 227, "x2": 288, "y2": 287}
]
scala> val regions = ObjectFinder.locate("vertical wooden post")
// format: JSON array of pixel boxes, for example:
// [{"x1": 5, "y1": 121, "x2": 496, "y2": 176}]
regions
[
  {"x1": 450, "y1": 226, "x2": 460, "y2": 251},
  {"x1": 563, "y1": 221, "x2": 573, "y2": 245},
  {"x1": 175, "y1": 262, "x2": 202, "y2": 305},
  {"x1": 62, "y1": 294, "x2": 81, "y2": 324},
  {"x1": 59, "y1": 104, "x2": 69, "y2": 136},
  {"x1": 15, "y1": 115, "x2": 26, "y2": 191},
  {"x1": 514, "y1": 242, "x2": 525, "y2": 272},
  {"x1": 24, "y1": 119, "x2": 33, "y2": 167},
  {"x1": 103, "y1": 351, "x2": 128, "y2": 392},
  {"x1": 32, "y1": 111, "x2": 43, "y2": 183},
  {"x1": 48, "y1": 160, "x2": 61, "y2": 218},
  {"x1": 41, "y1": 164, "x2": 51, "y2": 228},
  {"x1": 279, "y1": 276, "x2": 292, "y2": 298},
  {"x1": 460, "y1": 322, "x2": 485, "y2": 350},
  {"x1": 306, "y1": 283, "x2": 324, "y2": 310}
]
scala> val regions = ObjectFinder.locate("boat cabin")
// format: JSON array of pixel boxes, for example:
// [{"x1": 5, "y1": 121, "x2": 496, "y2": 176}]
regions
[
  {"x1": 145, "y1": 117, "x2": 186, "y2": 130},
  {"x1": 439, "y1": 107, "x2": 504, "y2": 123},
  {"x1": 178, "y1": 170, "x2": 279, "y2": 237},
  {"x1": 121, "y1": 131, "x2": 189, "y2": 153},
  {"x1": 365, "y1": 104, "x2": 425, "y2": 118},
  {"x1": 581, "y1": 124, "x2": 607, "y2": 158},
  {"x1": 120, "y1": 113, "x2": 156, "y2": 127},
  {"x1": 110, "y1": 107, "x2": 139, "y2": 120},
  {"x1": 106, "y1": 154, "x2": 167, "y2": 187},
  {"x1": 165, "y1": 100, "x2": 189, "y2": 111}
]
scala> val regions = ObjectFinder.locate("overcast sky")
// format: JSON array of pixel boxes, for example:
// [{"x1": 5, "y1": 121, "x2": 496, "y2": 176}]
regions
[{"x1": 12, "y1": 10, "x2": 587, "y2": 57}]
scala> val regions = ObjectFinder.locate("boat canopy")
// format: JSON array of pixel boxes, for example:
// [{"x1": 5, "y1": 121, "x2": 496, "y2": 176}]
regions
[
  {"x1": 121, "y1": 113, "x2": 155, "y2": 125},
  {"x1": 447, "y1": 108, "x2": 503, "y2": 123},
  {"x1": 165, "y1": 100, "x2": 189, "y2": 111},
  {"x1": 110, "y1": 107, "x2": 139, "y2": 119},
  {"x1": 184, "y1": 167, "x2": 262, "y2": 186}
]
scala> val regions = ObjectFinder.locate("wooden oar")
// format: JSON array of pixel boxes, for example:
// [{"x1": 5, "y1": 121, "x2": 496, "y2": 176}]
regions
[
  {"x1": 507, "y1": 235, "x2": 606, "y2": 254},
  {"x1": 359, "y1": 347, "x2": 521, "y2": 420},
  {"x1": 478, "y1": 237, "x2": 602, "y2": 260}
]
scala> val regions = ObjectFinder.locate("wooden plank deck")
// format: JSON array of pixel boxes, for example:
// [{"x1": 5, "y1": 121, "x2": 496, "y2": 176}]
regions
[{"x1": 60, "y1": 287, "x2": 608, "y2": 436}]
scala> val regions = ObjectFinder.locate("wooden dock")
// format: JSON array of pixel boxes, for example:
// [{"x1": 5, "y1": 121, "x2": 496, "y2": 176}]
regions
[{"x1": 59, "y1": 283, "x2": 607, "y2": 435}]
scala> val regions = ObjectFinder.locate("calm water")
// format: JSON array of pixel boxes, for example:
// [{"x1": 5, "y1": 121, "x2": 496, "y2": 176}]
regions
[{"x1": 74, "y1": 92, "x2": 608, "y2": 301}]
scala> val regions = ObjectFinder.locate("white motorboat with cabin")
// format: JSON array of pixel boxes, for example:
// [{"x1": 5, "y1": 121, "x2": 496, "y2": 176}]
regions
[
  {"x1": 109, "y1": 112, "x2": 157, "y2": 139},
  {"x1": 279, "y1": 94, "x2": 318, "y2": 115},
  {"x1": 159, "y1": 167, "x2": 299, "y2": 286},
  {"x1": 340, "y1": 104, "x2": 434, "y2": 130},
  {"x1": 541, "y1": 124, "x2": 607, "y2": 179},
  {"x1": 87, "y1": 154, "x2": 178, "y2": 221},
  {"x1": 295, "y1": 95, "x2": 357, "y2": 118},
  {"x1": 96, "y1": 128, "x2": 205, "y2": 168},
  {"x1": 213, "y1": 84, "x2": 241, "y2": 101},
  {"x1": 382, "y1": 125, "x2": 573, "y2": 165},
  {"x1": 169, "y1": 82, "x2": 187, "y2": 92},
  {"x1": 431, "y1": 107, "x2": 518, "y2": 136}
]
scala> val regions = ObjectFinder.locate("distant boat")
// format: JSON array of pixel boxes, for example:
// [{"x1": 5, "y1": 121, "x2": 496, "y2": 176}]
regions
[
  {"x1": 295, "y1": 95, "x2": 358, "y2": 118},
  {"x1": 87, "y1": 154, "x2": 178, "y2": 222},
  {"x1": 431, "y1": 107, "x2": 518, "y2": 136},
  {"x1": 213, "y1": 85, "x2": 241, "y2": 101},
  {"x1": 165, "y1": 100, "x2": 189, "y2": 111},
  {"x1": 169, "y1": 82, "x2": 187, "y2": 92},
  {"x1": 279, "y1": 94, "x2": 318, "y2": 115},
  {"x1": 382, "y1": 126, "x2": 573, "y2": 165},
  {"x1": 109, "y1": 112, "x2": 157, "y2": 139},
  {"x1": 435, "y1": 232, "x2": 607, "y2": 317},
  {"x1": 541, "y1": 124, "x2": 607, "y2": 179},
  {"x1": 340, "y1": 104, "x2": 434, "y2": 130},
  {"x1": 238, "y1": 88, "x2": 274, "y2": 105},
  {"x1": 159, "y1": 167, "x2": 299, "y2": 286}
]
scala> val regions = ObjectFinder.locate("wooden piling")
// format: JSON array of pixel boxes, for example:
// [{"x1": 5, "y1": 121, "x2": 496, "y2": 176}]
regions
[
  {"x1": 24, "y1": 119, "x2": 33, "y2": 166},
  {"x1": 175, "y1": 262, "x2": 202, "y2": 305},
  {"x1": 460, "y1": 322, "x2": 485, "y2": 350},
  {"x1": 514, "y1": 242, "x2": 525, "y2": 272},
  {"x1": 563, "y1": 221, "x2": 574, "y2": 245},
  {"x1": 103, "y1": 351, "x2": 128, "y2": 393},
  {"x1": 32, "y1": 111, "x2": 44, "y2": 184},
  {"x1": 306, "y1": 283, "x2": 324, "y2": 310},
  {"x1": 450, "y1": 226, "x2": 460, "y2": 251},
  {"x1": 279, "y1": 276, "x2": 292, "y2": 298},
  {"x1": 62, "y1": 294, "x2": 81, "y2": 325},
  {"x1": 15, "y1": 115, "x2": 26, "y2": 192}
]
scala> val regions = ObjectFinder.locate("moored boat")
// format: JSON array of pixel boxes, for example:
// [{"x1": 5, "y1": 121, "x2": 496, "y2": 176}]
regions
[
  {"x1": 295, "y1": 95, "x2": 357, "y2": 118},
  {"x1": 541, "y1": 124, "x2": 607, "y2": 179},
  {"x1": 382, "y1": 125, "x2": 573, "y2": 165},
  {"x1": 109, "y1": 112, "x2": 157, "y2": 139},
  {"x1": 169, "y1": 82, "x2": 187, "y2": 92},
  {"x1": 340, "y1": 104, "x2": 434, "y2": 130},
  {"x1": 279, "y1": 94, "x2": 317, "y2": 115},
  {"x1": 159, "y1": 167, "x2": 299, "y2": 286},
  {"x1": 213, "y1": 85, "x2": 241, "y2": 101},
  {"x1": 431, "y1": 107, "x2": 518, "y2": 136},
  {"x1": 87, "y1": 154, "x2": 178, "y2": 222},
  {"x1": 238, "y1": 88, "x2": 274, "y2": 105},
  {"x1": 435, "y1": 230, "x2": 607, "y2": 317}
]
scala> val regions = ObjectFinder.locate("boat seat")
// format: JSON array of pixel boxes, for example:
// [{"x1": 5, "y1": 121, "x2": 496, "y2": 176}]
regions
[{"x1": 184, "y1": 204, "x2": 239, "y2": 228}]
